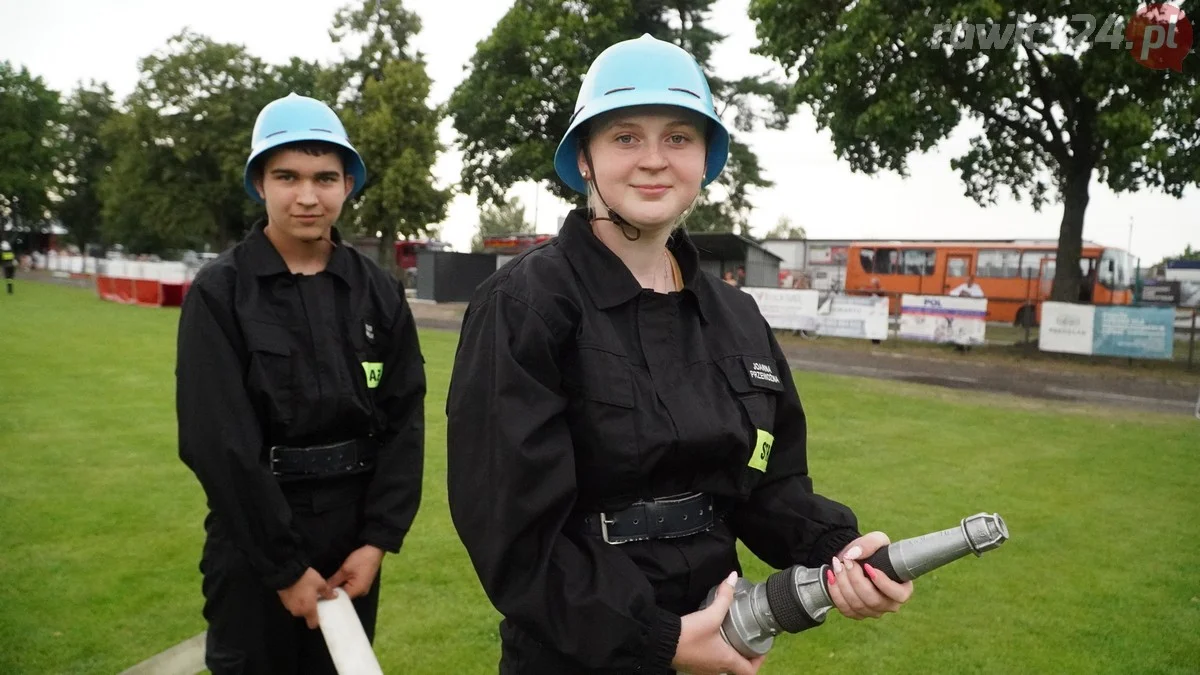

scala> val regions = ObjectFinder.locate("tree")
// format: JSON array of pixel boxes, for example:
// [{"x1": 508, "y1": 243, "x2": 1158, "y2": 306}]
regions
[
  {"x1": 1156, "y1": 244, "x2": 1200, "y2": 268},
  {"x1": 0, "y1": 61, "x2": 60, "y2": 231},
  {"x1": 331, "y1": 0, "x2": 451, "y2": 272},
  {"x1": 98, "y1": 106, "x2": 198, "y2": 254},
  {"x1": 329, "y1": 0, "x2": 424, "y2": 95},
  {"x1": 57, "y1": 81, "x2": 117, "y2": 249},
  {"x1": 470, "y1": 196, "x2": 533, "y2": 252},
  {"x1": 99, "y1": 31, "x2": 331, "y2": 253},
  {"x1": 764, "y1": 215, "x2": 805, "y2": 240},
  {"x1": 448, "y1": 0, "x2": 789, "y2": 232},
  {"x1": 750, "y1": 1, "x2": 1200, "y2": 301},
  {"x1": 346, "y1": 59, "x2": 451, "y2": 270}
]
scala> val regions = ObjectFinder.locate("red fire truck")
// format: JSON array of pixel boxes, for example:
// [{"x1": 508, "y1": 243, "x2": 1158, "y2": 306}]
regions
[{"x1": 480, "y1": 233, "x2": 554, "y2": 255}]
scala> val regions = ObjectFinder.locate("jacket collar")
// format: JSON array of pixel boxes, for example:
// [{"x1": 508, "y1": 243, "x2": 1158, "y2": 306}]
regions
[
  {"x1": 557, "y1": 208, "x2": 712, "y2": 322},
  {"x1": 244, "y1": 219, "x2": 353, "y2": 283}
]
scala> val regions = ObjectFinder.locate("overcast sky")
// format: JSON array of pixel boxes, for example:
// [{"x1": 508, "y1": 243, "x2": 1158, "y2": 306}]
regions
[{"x1": 2, "y1": 0, "x2": 1195, "y2": 264}]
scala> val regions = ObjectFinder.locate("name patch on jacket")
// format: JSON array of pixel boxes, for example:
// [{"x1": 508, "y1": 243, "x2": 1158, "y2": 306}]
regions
[
  {"x1": 362, "y1": 362, "x2": 383, "y2": 389},
  {"x1": 742, "y1": 357, "x2": 783, "y2": 392}
]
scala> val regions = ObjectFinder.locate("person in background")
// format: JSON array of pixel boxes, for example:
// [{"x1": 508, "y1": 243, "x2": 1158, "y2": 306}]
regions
[
  {"x1": 1, "y1": 241, "x2": 15, "y2": 295},
  {"x1": 947, "y1": 275, "x2": 983, "y2": 351},
  {"x1": 948, "y1": 275, "x2": 984, "y2": 298}
]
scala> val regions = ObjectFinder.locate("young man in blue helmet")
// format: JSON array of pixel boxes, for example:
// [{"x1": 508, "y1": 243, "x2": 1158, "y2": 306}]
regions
[
  {"x1": 176, "y1": 93, "x2": 425, "y2": 674},
  {"x1": 447, "y1": 35, "x2": 914, "y2": 674}
]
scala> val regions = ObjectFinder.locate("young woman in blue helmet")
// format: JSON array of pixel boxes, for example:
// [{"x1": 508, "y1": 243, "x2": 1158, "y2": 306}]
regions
[
  {"x1": 176, "y1": 94, "x2": 426, "y2": 674},
  {"x1": 447, "y1": 35, "x2": 913, "y2": 675}
]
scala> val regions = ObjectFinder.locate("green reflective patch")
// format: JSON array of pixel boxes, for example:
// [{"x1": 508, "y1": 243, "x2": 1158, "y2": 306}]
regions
[
  {"x1": 749, "y1": 429, "x2": 774, "y2": 472},
  {"x1": 362, "y1": 362, "x2": 383, "y2": 389}
]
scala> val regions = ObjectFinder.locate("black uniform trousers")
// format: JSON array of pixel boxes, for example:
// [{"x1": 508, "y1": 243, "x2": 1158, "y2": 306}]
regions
[{"x1": 201, "y1": 474, "x2": 380, "y2": 675}]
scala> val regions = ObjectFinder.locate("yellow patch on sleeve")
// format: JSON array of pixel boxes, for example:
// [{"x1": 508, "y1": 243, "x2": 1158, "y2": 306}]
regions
[
  {"x1": 749, "y1": 429, "x2": 774, "y2": 472},
  {"x1": 362, "y1": 362, "x2": 383, "y2": 389}
]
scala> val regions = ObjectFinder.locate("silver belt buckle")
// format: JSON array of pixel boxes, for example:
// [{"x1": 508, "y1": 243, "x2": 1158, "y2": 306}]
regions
[
  {"x1": 268, "y1": 445, "x2": 285, "y2": 476},
  {"x1": 599, "y1": 512, "x2": 621, "y2": 545}
]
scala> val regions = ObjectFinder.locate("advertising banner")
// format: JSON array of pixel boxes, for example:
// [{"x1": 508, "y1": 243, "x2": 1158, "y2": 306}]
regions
[
  {"x1": 744, "y1": 290, "x2": 887, "y2": 340},
  {"x1": 1038, "y1": 303, "x2": 1096, "y2": 355},
  {"x1": 1092, "y1": 306, "x2": 1175, "y2": 359},
  {"x1": 816, "y1": 295, "x2": 889, "y2": 341},
  {"x1": 899, "y1": 295, "x2": 988, "y2": 345},
  {"x1": 1040, "y1": 302, "x2": 1174, "y2": 360},
  {"x1": 743, "y1": 288, "x2": 820, "y2": 332}
]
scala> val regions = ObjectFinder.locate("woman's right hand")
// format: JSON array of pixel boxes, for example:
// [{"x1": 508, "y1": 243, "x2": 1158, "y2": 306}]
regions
[{"x1": 671, "y1": 572, "x2": 766, "y2": 675}]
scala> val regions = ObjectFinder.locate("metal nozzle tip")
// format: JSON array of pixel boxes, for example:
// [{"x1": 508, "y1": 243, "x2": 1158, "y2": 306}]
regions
[{"x1": 963, "y1": 512, "x2": 1008, "y2": 554}]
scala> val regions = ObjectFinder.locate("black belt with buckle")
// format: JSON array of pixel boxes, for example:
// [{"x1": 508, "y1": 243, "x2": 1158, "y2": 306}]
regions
[
  {"x1": 268, "y1": 438, "x2": 379, "y2": 481},
  {"x1": 575, "y1": 492, "x2": 715, "y2": 545}
]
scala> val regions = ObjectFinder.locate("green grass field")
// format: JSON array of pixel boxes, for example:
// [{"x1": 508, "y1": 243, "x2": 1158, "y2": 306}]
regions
[{"x1": 1, "y1": 282, "x2": 1197, "y2": 674}]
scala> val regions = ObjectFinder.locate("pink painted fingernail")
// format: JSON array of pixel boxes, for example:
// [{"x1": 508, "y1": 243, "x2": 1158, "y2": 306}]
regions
[
  {"x1": 843, "y1": 546, "x2": 862, "y2": 560},
  {"x1": 724, "y1": 571, "x2": 738, "y2": 587},
  {"x1": 863, "y1": 563, "x2": 879, "y2": 581},
  {"x1": 831, "y1": 557, "x2": 844, "y2": 574},
  {"x1": 826, "y1": 569, "x2": 836, "y2": 586}
]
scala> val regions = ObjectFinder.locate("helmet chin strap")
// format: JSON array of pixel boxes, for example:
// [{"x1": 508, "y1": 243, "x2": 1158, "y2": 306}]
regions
[{"x1": 582, "y1": 147, "x2": 641, "y2": 242}]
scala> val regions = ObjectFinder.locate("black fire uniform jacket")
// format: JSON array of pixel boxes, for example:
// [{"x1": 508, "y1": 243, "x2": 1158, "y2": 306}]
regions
[{"x1": 176, "y1": 221, "x2": 425, "y2": 591}]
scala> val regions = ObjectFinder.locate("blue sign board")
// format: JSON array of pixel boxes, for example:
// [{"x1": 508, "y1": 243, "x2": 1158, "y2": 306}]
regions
[{"x1": 1092, "y1": 306, "x2": 1175, "y2": 359}]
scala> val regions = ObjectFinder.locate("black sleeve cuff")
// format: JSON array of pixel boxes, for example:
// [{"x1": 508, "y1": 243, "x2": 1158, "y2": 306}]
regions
[
  {"x1": 804, "y1": 527, "x2": 861, "y2": 569},
  {"x1": 645, "y1": 607, "x2": 681, "y2": 672},
  {"x1": 263, "y1": 558, "x2": 309, "y2": 591},
  {"x1": 360, "y1": 523, "x2": 406, "y2": 554}
]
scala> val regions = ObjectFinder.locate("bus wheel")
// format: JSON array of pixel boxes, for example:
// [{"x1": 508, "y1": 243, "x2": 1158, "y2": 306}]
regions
[{"x1": 1014, "y1": 305, "x2": 1037, "y2": 328}]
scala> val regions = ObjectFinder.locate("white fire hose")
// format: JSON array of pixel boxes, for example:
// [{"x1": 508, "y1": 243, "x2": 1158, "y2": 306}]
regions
[{"x1": 316, "y1": 588, "x2": 384, "y2": 675}]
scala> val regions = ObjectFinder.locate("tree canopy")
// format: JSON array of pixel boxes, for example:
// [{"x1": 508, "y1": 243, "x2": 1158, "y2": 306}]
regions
[
  {"x1": 448, "y1": 0, "x2": 790, "y2": 233},
  {"x1": 0, "y1": 61, "x2": 60, "y2": 231},
  {"x1": 52, "y1": 0, "x2": 446, "y2": 259},
  {"x1": 471, "y1": 196, "x2": 534, "y2": 252},
  {"x1": 334, "y1": 0, "x2": 450, "y2": 271},
  {"x1": 751, "y1": 0, "x2": 1199, "y2": 300}
]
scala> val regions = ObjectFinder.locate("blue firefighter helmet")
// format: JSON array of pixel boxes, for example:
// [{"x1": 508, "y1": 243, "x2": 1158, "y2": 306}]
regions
[
  {"x1": 243, "y1": 93, "x2": 367, "y2": 204},
  {"x1": 553, "y1": 34, "x2": 729, "y2": 194}
]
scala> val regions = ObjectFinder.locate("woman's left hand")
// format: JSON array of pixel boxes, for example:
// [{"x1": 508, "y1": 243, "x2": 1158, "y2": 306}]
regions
[{"x1": 825, "y1": 531, "x2": 914, "y2": 619}]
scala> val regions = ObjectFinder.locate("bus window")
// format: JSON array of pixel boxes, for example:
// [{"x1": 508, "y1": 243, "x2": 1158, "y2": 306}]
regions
[
  {"x1": 903, "y1": 249, "x2": 935, "y2": 275},
  {"x1": 1098, "y1": 249, "x2": 1134, "y2": 290},
  {"x1": 1020, "y1": 251, "x2": 1049, "y2": 279},
  {"x1": 977, "y1": 249, "x2": 1021, "y2": 277},
  {"x1": 859, "y1": 248, "x2": 875, "y2": 273},
  {"x1": 947, "y1": 257, "x2": 968, "y2": 277},
  {"x1": 874, "y1": 248, "x2": 899, "y2": 274}
]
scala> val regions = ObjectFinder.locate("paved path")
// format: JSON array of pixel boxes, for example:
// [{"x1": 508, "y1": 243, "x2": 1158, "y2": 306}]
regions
[{"x1": 118, "y1": 633, "x2": 204, "y2": 675}]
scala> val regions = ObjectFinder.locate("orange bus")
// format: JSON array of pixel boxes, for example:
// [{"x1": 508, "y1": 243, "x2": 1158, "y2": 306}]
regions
[{"x1": 843, "y1": 241, "x2": 1136, "y2": 325}]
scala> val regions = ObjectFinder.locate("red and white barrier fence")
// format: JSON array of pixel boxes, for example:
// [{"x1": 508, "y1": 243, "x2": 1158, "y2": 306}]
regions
[{"x1": 44, "y1": 254, "x2": 197, "y2": 308}]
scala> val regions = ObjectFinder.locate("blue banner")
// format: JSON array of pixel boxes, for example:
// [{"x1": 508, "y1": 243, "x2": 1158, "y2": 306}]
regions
[{"x1": 1092, "y1": 306, "x2": 1175, "y2": 359}]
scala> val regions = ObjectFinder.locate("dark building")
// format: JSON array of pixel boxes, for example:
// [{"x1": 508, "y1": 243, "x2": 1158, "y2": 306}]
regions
[{"x1": 689, "y1": 232, "x2": 783, "y2": 287}]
